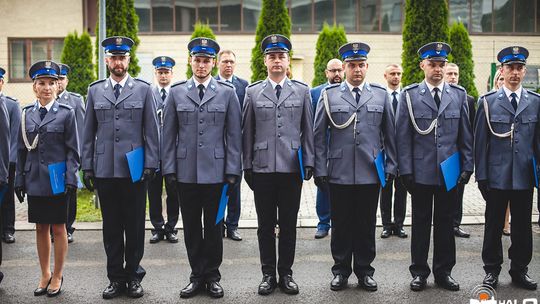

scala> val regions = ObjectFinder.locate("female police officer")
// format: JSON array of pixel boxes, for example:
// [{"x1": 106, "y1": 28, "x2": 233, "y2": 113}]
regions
[{"x1": 14, "y1": 60, "x2": 79, "y2": 297}]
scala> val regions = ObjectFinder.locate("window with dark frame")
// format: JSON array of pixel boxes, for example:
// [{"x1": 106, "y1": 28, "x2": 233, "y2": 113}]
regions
[{"x1": 8, "y1": 38, "x2": 64, "y2": 82}]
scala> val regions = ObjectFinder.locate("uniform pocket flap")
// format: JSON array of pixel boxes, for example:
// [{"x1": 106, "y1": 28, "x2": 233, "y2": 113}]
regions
[
  {"x1": 214, "y1": 148, "x2": 225, "y2": 158},
  {"x1": 94, "y1": 102, "x2": 112, "y2": 110},
  {"x1": 285, "y1": 100, "x2": 302, "y2": 107},
  {"x1": 489, "y1": 114, "x2": 511, "y2": 123},
  {"x1": 26, "y1": 124, "x2": 36, "y2": 132},
  {"x1": 254, "y1": 141, "x2": 268, "y2": 151},
  {"x1": 47, "y1": 124, "x2": 64, "y2": 132},
  {"x1": 177, "y1": 147, "x2": 187, "y2": 158},
  {"x1": 328, "y1": 149, "x2": 343, "y2": 159},
  {"x1": 208, "y1": 104, "x2": 226, "y2": 112},
  {"x1": 256, "y1": 103, "x2": 274, "y2": 109},
  {"x1": 413, "y1": 111, "x2": 432, "y2": 119},
  {"x1": 123, "y1": 100, "x2": 143, "y2": 109},
  {"x1": 177, "y1": 104, "x2": 196, "y2": 112},
  {"x1": 444, "y1": 110, "x2": 461, "y2": 119},
  {"x1": 366, "y1": 104, "x2": 383, "y2": 113},
  {"x1": 522, "y1": 115, "x2": 538, "y2": 123},
  {"x1": 330, "y1": 105, "x2": 349, "y2": 113}
]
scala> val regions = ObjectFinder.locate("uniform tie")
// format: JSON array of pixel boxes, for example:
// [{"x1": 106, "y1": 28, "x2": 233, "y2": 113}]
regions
[
  {"x1": 226, "y1": 79, "x2": 231, "y2": 83},
  {"x1": 433, "y1": 87, "x2": 441, "y2": 108},
  {"x1": 275, "y1": 84, "x2": 282, "y2": 99},
  {"x1": 39, "y1": 107, "x2": 47, "y2": 121},
  {"x1": 352, "y1": 87, "x2": 361, "y2": 104},
  {"x1": 510, "y1": 92, "x2": 518, "y2": 111},
  {"x1": 392, "y1": 91, "x2": 398, "y2": 113},
  {"x1": 161, "y1": 88, "x2": 167, "y2": 101},
  {"x1": 114, "y1": 84, "x2": 122, "y2": 100},
  {"x1": 198, "y1": 84, "x2": 205, "y2": 101}
]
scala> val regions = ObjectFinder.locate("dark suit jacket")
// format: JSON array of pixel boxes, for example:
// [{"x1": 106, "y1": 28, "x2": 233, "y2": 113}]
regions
[
  {"x1": 310, "y1": 83, "x2": 329, "y2": 121},
  {"x1": 467, "y1": 94, "x2": 476, "y2": 128},
  {"x1": 216, "y1": 75, "x2": 248, "y2": 109}
]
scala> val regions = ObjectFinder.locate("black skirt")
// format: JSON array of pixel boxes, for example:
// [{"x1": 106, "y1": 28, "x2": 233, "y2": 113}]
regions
[{"x1": 28, "y1": 195, "x2": 68, "y2": 224}]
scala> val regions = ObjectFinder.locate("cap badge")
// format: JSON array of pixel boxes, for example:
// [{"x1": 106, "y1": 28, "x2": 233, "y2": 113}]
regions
[
  {"x1": 115, "y1": 37, "x2": 122, "y2": 45},
  {"x1": 201, "y1": 39, "x2": 208, "y2": 46},
  {"x1": 271, "y1": 35, "x2": 278, "y2": 43},
  {"x1": 161, "y1": 56, "x2": 166, "y2": 63},
  {"x1": 352, "y1": 43, "x2": 359, "y2": 50},
  {"x1": 45, "y1": 61, "x2": 51, "y2": 68},
  {"x1": 436, "y1": 43, "x2": 443, "y2": 51},
  {"x1": 512, "y1": 46, "x2": 519, "y2": 55}
]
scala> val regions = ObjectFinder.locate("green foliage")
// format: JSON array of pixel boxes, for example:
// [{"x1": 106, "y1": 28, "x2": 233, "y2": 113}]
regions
[
  {"x1": 312, "y1": 23, "x2": 347, "y2": 87},
  {"x1": 60, "y1": 31, "x2": 95, "y2": 97},
  {"x1": 401, "y1": 0, "x2": 450, "y2": 86},
  {"x1": 250, "y1": 0, "x2": 292, "y2": 82},
  {"x1": 76, "y1": 189, "x2": 102, "y2": 222},
  {"x1": 449, "y1": 21, "x2": 478, "y2": 99},
  {"x1": 95, "y1": 0, "x2": 141, "y2": 77},
  {"x1": 186, "y1": 22, "x2": 218, "y2": 79}
]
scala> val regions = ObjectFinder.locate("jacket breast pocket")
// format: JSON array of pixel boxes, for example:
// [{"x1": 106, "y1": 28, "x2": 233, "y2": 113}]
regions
[
  {"x1": 207, "y1": 103, "x2": 226, "y2": 125},
  {"x1": 489, "y1": 114, "x2": 512, "y2": 134},
  {"x1": 255, "y1": 102, "x2": 274, "y2": 121},
  {"x1": 123, "y1": 100, "x2": 143, "y2": 121},
  {"x1": 94, "y1": 102, "x2": 112, "y2": 122},
  {"x1": 413, "y1": 110, "x2": 433, "y2": 130},
  {"x1": 444, "y1": 110, "x2": 461, "y2": 130},
  {"x1": 367, "y1": 104, "x2": 383, "y2": 126},
  {"x1": 330, "y1": 105, "x2": 351, "y2": 125},
  {"x1": 46, "y1": 124, "x2": 65, "y2": 142},
  {"x1": 177, "y1": 103, "x2": 196, "y2": 125},
  {"x1": 284, "y1": 99, "x2": 302, "y2": 120},
  {"x1": 521, "y1": 114, "x2": 538, "y2": 134},
  {"x1": 253, "y1": 141, "x2": 268, "y2": 168}
]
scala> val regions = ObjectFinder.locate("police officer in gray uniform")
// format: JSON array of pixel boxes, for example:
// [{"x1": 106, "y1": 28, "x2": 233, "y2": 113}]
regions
[
  {"x1": 162, "y1": 37, "x2": 241, "y2": 299},
  {"x1": 396, "y1": 42, "x2": 473, "y2": 292},
  {"x1": 148, "y1": 56, "x2": 180, "y2": 244},
  {"x1": 56, "y1": 63, "x2": 85, "y2": 243},
  {"x1": 242, "y1": 34, "x2": 314, "y2": 296},
  {"x1": 0, "y1": 67, "x2": 20, "y2": 244},
  {"x1": 0, "y1": 71, "x2": 10, "y2": 285},
  {"x1": 475, "y1": 46, "x2": 538, "y2": 291},
  {"x1": 81, "y1": 36, "x2": 159, "y2": 299},
  {"x1": 314, "y1": 42, "x2": 397, "y2": 292}
]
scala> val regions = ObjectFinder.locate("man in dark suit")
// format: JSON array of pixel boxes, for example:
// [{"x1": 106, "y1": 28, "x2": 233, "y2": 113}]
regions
[
  {"x1": 444, "y1": 62, "x2": 476, "y2": 239},
  {"x1": 215, "y1": 49, "x2": 248, "y2": 242},
  {"x1": 310, "y1": 58, "x2": 343, "y2": 240}
]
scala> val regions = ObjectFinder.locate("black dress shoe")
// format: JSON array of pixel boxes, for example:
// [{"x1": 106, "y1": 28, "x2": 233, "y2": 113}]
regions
[
  {"x1": 34, "y1": 276, "x2": 52, "y2": 296},
  {"x1": 359, "y1": 275, "x2": 377, "y2": 291},
  {"x1": 127, "y1": 280, "x2": 144, "y2": 298},
  {"x1": 149, "y1": 232, "x2": 164, "y2": 244},
  {"x1": 180, "y1": 281, "x2": 203, "y2": 298},
  {"x1": 511, "y1": 273, "x2": 538, "y2": 290},
  {"x1": 395, "y1": 227, "x2": 408, "y2": 238},
  {"x1": 483, "y1": 273, "x2": 499, "y2": 288},
  {"x1": 0, "y1": 271, "x2": 3, "y2": 284},
  {"x1": 380, "y1": 228, "x2": 392, "y2": 238},
  {"x1": 67, "y1": 233, "x2": 74, "y2": 243},
  {"x1": 453, "y1": 227, "x2": 470, "y2": 238},
  {"x1": 435, "y1": 275, "x2": 460, "y2": 291},
  {"x1": 330, "y1": 274, "x2": 348, "y2": 291},
  {"x1": 206, "y1": 281, "x2": 224, "y2": 298},
  {"x1": 47, "y1": 276, "x2": 63, "y2": 297},
  {"x1": 258, "y1": 275, "x2": 277, "y2": 295},
  {"x1": 2, "y1": 233, "x2": 15, "y2": 244},
  {"x1": 102, "y1": 282, "x2": 126, "y2": 299},
  {"x1": 226, "y1": 229, "x2": 243, "y2": 241},
  {"x1": 410, "y1": 276, "x2": 427, "y2": 291},
  {"x1": 314, "y1": 229, "x2": 329, "y2": 239},
  {"x1": 279, "y1": 275, "x2": 299, "y2": 295},
  {"x1": 165, "y1": 232, "x2": 179, "y2": 243}
]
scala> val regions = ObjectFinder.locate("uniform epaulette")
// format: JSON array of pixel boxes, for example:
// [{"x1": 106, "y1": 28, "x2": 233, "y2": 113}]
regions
[
  {"x1": 216, "y1": 79, "x2": 234, "y2": 88},
  {"x1": 402, "y1": 83, "x2": 419, "y2": 91},
  {"x1": 527, "y1": 89, "x2": 540, "y2": 98},
  {"x1": 291, "y1": 79, "x2": 308, "y2": 87},
  {"x1": 325, "y1": 83, "x2": 340, "y2": 90},
  {"x1": 22, "y1": 104, "x2": 34, "y2": 110},
  {"x1": 368, "y1": 83, "x2": 386, "y2": 91},
  {"x1": 68, "y1": 92, "x2": 82, "y2": 98},
  {"x1": 4, "y1": 95, "x2": 17, "y2": 102},
  {"x1": 171, "y1": 80, "x2": 187, "y2": 88},
  {"x1": 247, "y1": 80, "x2": 263, "y2": 88},
  {"x1": 134, "y1": 78, "x2": 150, "y2": 86},
  {"x1": 89, "y1": 79, "x2": 106, "y2": 87},
  {"x1": 480, "y1": 90, "x2": 497, "y2": 99},
  {"x1": 449, "y1": 83, "x2": 466, "y2": 92},
  {"x1": 58, "y1": 103, "x2": 73, "y2": 110}
]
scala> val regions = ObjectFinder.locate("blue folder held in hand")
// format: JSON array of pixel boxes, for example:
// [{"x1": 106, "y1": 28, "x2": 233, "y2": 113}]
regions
[
  {"x1": 126, "y1": 147, "x2": 144, "y2": 183},
  {"x1": 215, "y1": 184, "x2": 229, "y2": 225},
  {"x1": 374, "y1": 150, "x2": 386, "y2": 188},
  {"x1": 48, "y1": 161, "x2": 66, "y2": 195},
  {"x1": 440, "y1": 152, "x2": 460, "y2": 192},
  {"x1": 298, "y1": 146, "x2": 305, "y2": 180},
  {"x1": 533, "y1": 157, "x2": 539, "y2": 188},
  {"x1": 0, "y1": 185, "x2": 7, "y2": 206}
]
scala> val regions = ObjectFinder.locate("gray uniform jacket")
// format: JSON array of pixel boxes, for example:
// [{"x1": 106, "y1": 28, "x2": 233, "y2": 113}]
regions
[
  {"x1": 242, "y1": 78, "x2": 315, "y2": 173},
  {"x1": 58, "y1": 90, "x2": 85, "y2": 152},
  {"x1": 396, "y1": 81, "x2": 473, "y2": 186},
  {"x1": 474, "y1": 87, "x2": 540, "y2": 190},
  {"x1": 314, "y1": 82, "x2": 397, "y2": 184},
  {"x1": 15, "y1": 101, "x2": 79, "y2": 196},
  {"x1": 2, "y1": 94, "x2": 21, "y2": 164},
  {"x1": 0, "y1": 99, "x2": 9, "y2": 183},
  {"x1": 151, "y1": 85, "x2": 167, "y2": 161},
  {"x1": 161, "y1": 78, "x2": 242, "y2": 184},
  {"x1": 81, "y1": 76, "x2": 159, "y2": 178}
]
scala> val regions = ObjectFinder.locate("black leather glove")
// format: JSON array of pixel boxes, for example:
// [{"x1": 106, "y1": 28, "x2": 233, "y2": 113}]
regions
[
  {"x1": 65, "y1": 184, "x2": 77, "y2": 196},
  {"x1": 385, "y1": 173, "x2": 395, "y2": 184},
  {"x1": 225, "y1": 174, "x2": 239, "y2": 196},
  {"x1": 141, "y1": 168, "x2": 156, "y2": 182},
  {"x1": 400, "y1": 174, "x2": 415, "y2": 194},
  {"x1": 164, "y1": 174, "x2": 177, "y2": 192},
  {"x1": 304, "y1": 166, "x2": 314, "y2": 181},
  {"x1": 244, "y1": 169, "x2": 253, "y2": 190},
  {"x1": 14, "y1": 186, "x2": 25, "y2": 203},
  {"x1": 457, "y1": 171, "x2": 473, "y2": 185},
  {"x1": 478, "y1": 180, "x2": 491, "y2": 201},
  {"x1": 314, "y1": 176, "x2": 329, "y2": 192},
  {"x1": 83, "y1": 170, "x2": 95, "y2": 192}
]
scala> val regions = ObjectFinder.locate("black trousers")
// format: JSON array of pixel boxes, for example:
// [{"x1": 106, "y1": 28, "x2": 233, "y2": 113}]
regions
[
  {"x1": 482, "y1": 189, "x2": 533, "y2": 276},
  {"x1": 224, "y1": 184, "x2": 241, "y2": 231},
  {"x1": 330, "y1": 183, "x2": 379, "y2": 278},
  {"x1": 178, "y1": 183, "x2": 223, "y2": 283},
  {"x1": 148, "y1": 170, "x2": 179, "y2": 234},
  {"x1": 1, "y1": 163, "x2": 16, "y2": 235},
  {"x1": 65, "y1": 188, "x2": 77, "y2": 234},
  {"x1": 379, "y1": 178, "x2": 407, "y2": 230},
  {"x1": 96, "y1": 178, "x2": 147, "y2": 283},
  {"x1": 409, "y1": 184, "x2": 457, "y2": 279},
  {"x1": 252, "y1": 173, "x2": 302, "y2": 277},
  {"x1": 452, "y1": 183, "x2": 466, "y2": 227}
]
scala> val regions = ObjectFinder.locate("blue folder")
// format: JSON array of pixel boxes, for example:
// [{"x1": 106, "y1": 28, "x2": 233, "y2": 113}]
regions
[
  {"x1": 440, "y1": 152, "x2": 461, "y2": 191},
  {"x1": 0, "y1": 185, "x2": 7, "y2": 206},
  {"x1": 126, "y1": 147, "x2": 144, "y2": 183},
  {"x1": 533, "y1": 157, "x2": 539, "y2": 188},
  {"x1": 215, "y1": 184, "x2": 229, "y2": 225},
  {"x1": 298, "y1": 146, "x2": 305, "y2": 180},
  {"x1": 374, "y1": 150, "x2": 386, "y2": 188},
  {"x1": 48, "y1": 161, "x2": 66, "y2": 195}
]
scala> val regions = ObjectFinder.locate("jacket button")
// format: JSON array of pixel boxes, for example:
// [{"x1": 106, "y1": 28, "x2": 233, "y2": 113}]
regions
[
  {"x1": 115, "y1": 105, "x2": 119, "y2": 109},
  {"x1": 199, "y1": 143, "x2": 203, "y2": 147},
  {"x1": 199, "y1": 131, "x2": 203, "y2": 135},
  {"x1": 41, "y1": 160, "x2": 44, "y2": 163},
  {"x1": 199, "y1": 119, "x2": 203, "y2": 123},
  {"x1": 277, "y1": 133, "x2": 281, "y2": 137},
  {"x1": 200, "y1": 108, "x2": 204, "y2": 112},
  {"x1": 277, "y1": 114, "x2": 281, "y2": 118},
  {"x1": 115, "y1": 138, "x2": 119, "y2": 142},
  {"x1": 278, "y1": 124, "x2": 282, "y2": 128},
  {"x1": 438, "y1": 144, "x2": 441, "y2": 148},
  {"x1": 116, "y1": 115, "x2": 119, "y2": 119}
]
